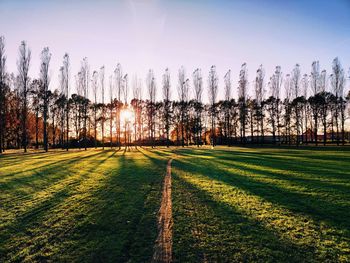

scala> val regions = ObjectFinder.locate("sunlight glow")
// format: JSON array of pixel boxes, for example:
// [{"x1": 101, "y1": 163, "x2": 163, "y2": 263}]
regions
[{"x1": 120, "y1": 108, "x2": 134, "y2": 124}]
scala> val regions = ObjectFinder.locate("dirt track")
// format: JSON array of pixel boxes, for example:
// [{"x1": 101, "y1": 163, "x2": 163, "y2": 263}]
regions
[{"x1": 152, "y1": 158, "x2": 173, "y2": 263}]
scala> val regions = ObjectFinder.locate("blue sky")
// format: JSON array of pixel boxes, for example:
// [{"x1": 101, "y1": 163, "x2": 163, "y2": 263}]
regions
[{"x1": 0, "y1": 0, "x2": 349, "y2": 101}]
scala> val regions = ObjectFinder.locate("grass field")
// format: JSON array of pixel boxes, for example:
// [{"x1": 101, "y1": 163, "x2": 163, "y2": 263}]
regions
[
  {"x1": 0, "y1": 148, "x2": 168, "y2": 262},
  {"x1": 170, "y1": 146, "x2": 350, "y2": 262},
  {"x1": 1, "y1": 146, "x2": 350, "y2": 262}
]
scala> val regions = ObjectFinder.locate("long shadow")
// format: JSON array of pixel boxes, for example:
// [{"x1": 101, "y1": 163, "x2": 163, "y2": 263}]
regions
[
  {"x1": 174, "y1": 157, "x2": 350, "y2": 239},
  {"x1": 148, "y1": 148, "x2": 174, "y2": 158},
  {"x1": 221, "y1": 151, "x2": 349, "y2": 177},
  {"x1": 136, "y1": 147, "x2": 170, "y2": 167},
  {"x1": 210, "y1": 149, "x2": 350, "y2": 191},
  {"x1": 220, "y1": 146, "x2": 350, "y2": 164},
  {"x1": 0, "y1": 153, "x2": 60, "y2": 168},
  {"x1": 0, "y1": 149, "x2": 60, "y2": 159},
  {"x1": 55, "y1": 150, "x2": 165, "y2": 262},
  {"x1": 177, "y1": 149, "x2": 350, "y2": 180},
  {"x1": 213, "y1": 157, "x2": 350, "y2": 195},
  {"x1": 0, "y1": 150, "x2": 84, "y2": 167},
  {"x1": 171, "y1": 170, "x2": 320, "y2": 262},
  {"x1": 1, "y1": 150, "x2": 107, "y2": 187},
  {"x1": 0, "y1": 150, "x2": 116, "y2": 222},
  {"x1": 200, "y1": 148, "x2": 350, "y2": 184},
  {"x1": 2, "y1": 151, "x2": 117, "y2": 222},
  {"x1": 0, "y1": 150, "x2": 118, "y2": 261},
  {"x1": 0, "y1": 150, "x2": 93, "y2": 176},
  {"x1": 240, "y1": 145, "x2": 350, "y2": 153},
  {"x1": 182, "y1": 146, "x2": 350, "y2": 161},
  {"x1": 175, "y1": 147, "x2": 350, "y2": 200}
]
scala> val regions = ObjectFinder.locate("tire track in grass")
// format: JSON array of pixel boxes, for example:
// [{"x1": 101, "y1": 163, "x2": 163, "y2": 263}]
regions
[{"x1": 153, "y1": 158, "x2": 173, "y2": 263}]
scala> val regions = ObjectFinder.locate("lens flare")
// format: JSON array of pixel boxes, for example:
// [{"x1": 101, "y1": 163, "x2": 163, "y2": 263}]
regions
[{"x1": 120, "y1": 108, "x2": 134, "y2": 123}]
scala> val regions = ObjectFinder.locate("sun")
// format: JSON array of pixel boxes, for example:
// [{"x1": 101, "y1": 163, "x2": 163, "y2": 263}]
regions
[{"x1": 120, "y1": 108, "x2": 134, "y2": 123}]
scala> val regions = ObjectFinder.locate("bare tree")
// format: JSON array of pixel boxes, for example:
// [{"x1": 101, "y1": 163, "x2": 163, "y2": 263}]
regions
[
  {"x1": 284, "y1": 73, "x2": 292, "y2": 144},
  {"x1": 224, "y1": 69, "x2": 231, "y2": 144},
  {"x1": 178, "y1": 66, "x2": 189, "y2": 147},
  {"x1": 74, "y1": 71, "x2": 84, "y2": 147},
  {"x1": 208, "y1": 65, "x2": 218, "y2": 147},
  {"x1": 238, "y1": 63, "x2": 248, "y2": 144},
  {"x1": 100, "y1": 66, "x2": 105, "y2": 149},
  {"x1": 272, "y1": 66, "x2": 282, "y2": 141},
  {"x1": 108, "y1": 75, "x2": 114, "y2": 148},
  {"x1": 81, "y1": 57, "x2": 89, "y2": 150},
  {"x1": 301, "y1": 73, "x2": 308, "y2": 143},
  {"x1": 193, "y1": 68, "x2": 203, "y2": 147},
  {"x1": 255, "y1": 65, "x2": 265, "y2": 143},
  {"x1": 50, "y1": 89, "x2": 59, "y2": 147},
  {"x1": 17, "y1": 41, "x2": 31, "y2": 152},
  {"x1": 123, "y1": 74, "x2": 129, "y2": 147},
  {"x1": 40, "y1": 47, "x2": 51, "y2": 152},
  {"x1": 123, "y1": 74, "x2": 128, "y2": 105},
  {"x1": 330, "y1": 57, "x2": 346, "y2": 145},
  {"x1": 58, "y1": 66, "x2": 65, "y2": 147},
  {"x1": 309, "y1": 61, "x2": 321, "y2": 144},
  {"x1": 30, "y1": 79, "x2": 41, "y2": 149},
  {"x1": 92, "y1": 70, "x2": 98, "y2": 148},
  {"x1": 146, "y1": 69, "x2": 156, "y2": 147},
  {"x1": 114, "y1": 63, "x2": 123, "y2": 148},
  {"x1": 61, "y1": 54, "x2": 70, "y2": 151},
  {"x1": 132, "y1": 75, "x2": 142, "y2": 146},
  {"x1": 291, "y1": 64, "x2": 301, "y2": 145},
  {"x1": 0, "y1": 36, "x2": 6, "y2": 154},
  {"x1": 162, "y1": 68, "x2": 171, "y2": 147},
  {"x1": 318, "y1": 70, "x2": 329, "y2": 145}
]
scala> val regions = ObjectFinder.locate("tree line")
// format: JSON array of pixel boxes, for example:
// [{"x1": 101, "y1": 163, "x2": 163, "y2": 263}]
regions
[{"x1": 0, "y1": 36, "x2": 349, "y2": 153}]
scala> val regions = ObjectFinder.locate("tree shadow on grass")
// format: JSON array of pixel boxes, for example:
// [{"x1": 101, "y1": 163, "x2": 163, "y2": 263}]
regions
[
  {"x1": 229, "y1": 147, "x2": 350, "y2": 166},
  {"x1": 138, "y1": 149, "x2": 319, "y2": 261},
  {"x1": 173, "y1": 157, "x2": 350, "y2": 260},
  {"x1": 171, "y1": 170, "x2": 319, "y2": 262},
  {"x1": 136, "y1": 147, "x2": 170, "y2": 166},
  {"x1": 185, "y1": 145, "x2": 350, "y2": 159},
  {"x1": 214, "y1": 156, "x2": 350, "y2": 198},
  {"x1": 0, "y1": 149, "x2": 88, "y2": 168},
  {"x1": 242, "y1": 145, "x2": 350, "y2": 153},
  {"x1": 177, "y1": 155, "x2": 350, "y2": 228},
  {"x1": 215, "y1": 150, "x2": 349, "y2": 178},
  {"x1": 176, "y1": 149, "x2": 350, "y2": 190},
  {"x1": 0, "y1": 151, "x2": 118, "y2": 261},
  {"x1": 59, "y1": 150, "x2": 165, "y2": 262},
  {"x1": 1, "y1": 150, "x2": 107, "y2": 187}
]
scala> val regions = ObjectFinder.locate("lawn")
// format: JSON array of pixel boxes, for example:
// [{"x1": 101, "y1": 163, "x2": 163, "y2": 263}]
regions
[
  {"x1": 170, "y1": 146, "x2": 350, "y2": 262},
  {"x1": 1, "y1": 146, "x2": 349, "y2": 262},
  {"x1": 0, "y1": 148, "x2": 168, "y2": 262}
]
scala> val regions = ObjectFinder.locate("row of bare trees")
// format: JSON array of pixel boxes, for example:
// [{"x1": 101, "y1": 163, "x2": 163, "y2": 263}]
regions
[{"x1": 0, "y1": 37, "x2": 349, "y2": 153}]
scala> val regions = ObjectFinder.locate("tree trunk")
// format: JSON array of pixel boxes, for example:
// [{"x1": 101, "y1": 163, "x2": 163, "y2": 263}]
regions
[
  {"x1": 52, "y1": 114, "x2": 56, "y2": 147},
  {"x1": 44, "y1": 99, "x2": 48, "y2": 152},
  {"x1": 0, "y1": 89, "x2": 3, "y2": 154},
  {"x1": 35, "y1": 110, "x2": 39, "y2": 149},
  {"x1": 66, "y1": 103, "x2": 69, "y2": 151},
  {"x1": 110, "y1": 107, "x2": 113, "y2": 148},
  {"x1": 22, "y1": 91, "x2": 28, "y2": 153},
  {"x1": 250, "y1": 110, "x2": 254, "y2": 144},
  {"x1": 314, "y1": 113, "x2": 318, "y2": 146}
]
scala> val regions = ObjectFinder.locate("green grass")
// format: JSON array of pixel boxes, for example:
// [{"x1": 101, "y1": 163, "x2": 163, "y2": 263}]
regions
[
  {"x1": 170, "y1": 146, "x2": 350, "y2": 262},
  {"x1": 0, "y1": 148, "x2": 168, "y2": 262},
  {"x1": 1, "y1": 146, "x2": 350, "y2": 262}
]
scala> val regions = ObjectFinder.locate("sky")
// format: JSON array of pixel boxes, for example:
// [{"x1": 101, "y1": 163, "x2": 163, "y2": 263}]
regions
[{"x1": 0, "y1": 0, "x2": 349, "y2": 102}]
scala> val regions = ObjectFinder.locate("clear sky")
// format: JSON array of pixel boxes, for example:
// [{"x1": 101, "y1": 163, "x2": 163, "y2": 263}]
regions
[{"x1": 0, "y1": 0, "x2": 349, "y2": 101}]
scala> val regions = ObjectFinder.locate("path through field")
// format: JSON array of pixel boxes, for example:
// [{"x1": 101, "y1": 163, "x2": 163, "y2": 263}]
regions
[
  {"x1": 152, "y1": 158, "x2": 173, "y2": 263},
  {"x1": 1, "y1": 146, "x2": 350, "y2": 262}
]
